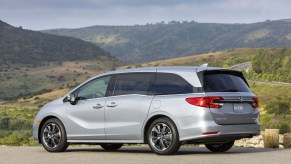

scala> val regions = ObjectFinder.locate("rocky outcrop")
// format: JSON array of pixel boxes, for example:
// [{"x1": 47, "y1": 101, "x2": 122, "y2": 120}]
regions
[
  {"x1": 234, "y1": 131, "x2": 289, "y2": 148},
  {"x1": 283, "y1": 134, "x2": 291, "y2": 148}
]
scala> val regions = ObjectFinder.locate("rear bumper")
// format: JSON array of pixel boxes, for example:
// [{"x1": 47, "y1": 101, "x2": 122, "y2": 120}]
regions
[
  {"x1": 181, "y1": 124, "x2": 260, "y2": 144},
  {"x1": 175, "y1": 113, "x2": 260, "y2": 143},
  {"x1": 185, "y1": 133, "x2": 255, "y2": 144}
]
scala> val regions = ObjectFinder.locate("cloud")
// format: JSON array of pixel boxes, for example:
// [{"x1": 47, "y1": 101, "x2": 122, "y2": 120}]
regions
[
  {"x1": 0, "y1": 0, "x2": 221, "y2": 9},
  {"x1": 0, "y1": 0, "x2": 291, "y2": 30}
]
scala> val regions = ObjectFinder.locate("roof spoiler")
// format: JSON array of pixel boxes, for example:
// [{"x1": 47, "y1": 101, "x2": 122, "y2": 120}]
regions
[{"x1": 196, "y1": 63, "x2": 208, "y2": 72}]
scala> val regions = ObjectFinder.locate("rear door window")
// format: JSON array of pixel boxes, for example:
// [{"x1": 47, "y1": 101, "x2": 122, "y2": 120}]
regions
[
  {"x1": 154, "y1": 73, "x2": 193, "y2": 95},
  {"x1": 113, "y1": 73, "x2": 154, "y2": 96},
  {"x1": 203, "y1": 71, "x2": 250, "y2": 92}
]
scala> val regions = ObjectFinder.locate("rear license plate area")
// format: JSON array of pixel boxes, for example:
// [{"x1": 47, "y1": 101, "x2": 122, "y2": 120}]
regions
[{"x1": 233, "y1": 103, "x2": 244, "y2": 113}]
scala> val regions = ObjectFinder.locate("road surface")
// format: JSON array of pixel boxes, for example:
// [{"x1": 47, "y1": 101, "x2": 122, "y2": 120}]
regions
[
  {"x1": 230, "y1": 62, "x2": 252, "y2": 72},
  {"x1": 0, "y1": 146, "x2": 290, "y2": 164}
]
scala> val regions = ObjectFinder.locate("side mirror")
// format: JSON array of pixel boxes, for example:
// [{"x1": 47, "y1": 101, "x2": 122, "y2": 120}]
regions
[{"x1": 67, "y1": 94, "x2": 77, "y2": 105}]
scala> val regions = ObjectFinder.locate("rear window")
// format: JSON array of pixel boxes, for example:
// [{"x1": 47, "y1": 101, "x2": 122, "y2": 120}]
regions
[
  {"x1": 154, "y1": 73, "x2": 193, "y2": 95},
  {"x1": 203, "y1": 71, "x2": 250, "y2": 92}
]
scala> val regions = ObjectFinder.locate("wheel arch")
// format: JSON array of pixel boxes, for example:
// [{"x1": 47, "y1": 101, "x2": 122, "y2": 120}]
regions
[
  {"x1": 143, "y1": 114, "x2": 179, "y2": 143},
  {"x1": 38, "y1": 115, "x2": 65, "y2": 143}
]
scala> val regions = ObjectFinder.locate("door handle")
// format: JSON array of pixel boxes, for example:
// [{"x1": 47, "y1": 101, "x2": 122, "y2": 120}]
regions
[
  {"x1": 106, "y1": 102, "x2": 118, "y2": 108},
  {"x1": 93, "y1": 103, "x2": 104, "y2": 109}
]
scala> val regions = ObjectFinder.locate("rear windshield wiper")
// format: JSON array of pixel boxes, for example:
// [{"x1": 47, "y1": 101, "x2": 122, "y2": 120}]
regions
[{"x1": 221, "y1": 89, "x2": 239, "y2": 92}]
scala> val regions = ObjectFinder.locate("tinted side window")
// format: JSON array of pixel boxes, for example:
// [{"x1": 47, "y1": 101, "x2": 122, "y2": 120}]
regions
[
  {"x1": 203, "y1": 71, "x2": 250, "y2": 92},
  {"x1": 77, "y1": 76, "x2": 111, "y2": 100},
  {"x1": 113, "y1": 73, "x2": 153, "y2": 96},
  {"x1": 154, "y1": 73, "x2": 193, "y2": 95}
]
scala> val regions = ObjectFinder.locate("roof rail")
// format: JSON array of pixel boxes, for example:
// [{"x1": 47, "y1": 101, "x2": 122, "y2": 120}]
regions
[{"x1": 196, "y1": 63, "x2": 208, "y2": 72}]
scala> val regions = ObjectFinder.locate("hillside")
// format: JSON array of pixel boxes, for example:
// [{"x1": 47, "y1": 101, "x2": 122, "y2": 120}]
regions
[
  {"x1": 0, "y1": 20, "x2": 115, "y2": 65},
  {"x1": 245, "y1": 48, "x2": 291, "y2": 82},
  {"x1": 6, "y1": 48, "x2": 289, "y2": 107},
  {"x1": 43, "y1": 19, "x2": 291, "y2": 63},
  {"x1": 121, "y1": 48, "x2": 257, "y2": 69},
  {"x1": 1, "y1": 48, "x2": 290, "y2": 145},
  {"x1": 0, "y1": 20, "x2": 122, "y2": 99},
  {"x1": 0, "y1": 59, "x2": 121, "y2": 100}
]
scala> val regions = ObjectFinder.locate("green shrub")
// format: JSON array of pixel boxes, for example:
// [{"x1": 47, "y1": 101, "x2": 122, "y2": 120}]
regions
[
  {"x1": 0, "y1": 130, "x2": 32, "y2": 146},
  {"x1": 8, "y1": 117, "x2": 32, "y2": 130},
  {"x1": 260, "y1": 115, "x2": 272, "y2": 124},
  {"x1": 0, "y1": 116, "x2": 10, "y2": 129},
  {"x1": 0, "y1": 130, "x2": 12, "y2": 138},
  {"x1": 279, "y1": 124, "x2": 290, "y2": 134},
  {"x1": 266, "y1": 100, "x2": 290, "y2": 115}
]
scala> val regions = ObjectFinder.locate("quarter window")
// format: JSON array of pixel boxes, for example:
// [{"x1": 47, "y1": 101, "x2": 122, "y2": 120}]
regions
[
  {"x1": 113, "y1": 73, "x2": 153, "y2": 96},
  {"x1": 154, "y1": 73, "x2": 193, "y2": 95}
]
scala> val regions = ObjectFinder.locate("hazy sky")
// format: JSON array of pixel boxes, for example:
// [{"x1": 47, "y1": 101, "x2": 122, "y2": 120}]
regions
[{"x1": 1, "y1": 0, "x2": 291, "y2": 30}]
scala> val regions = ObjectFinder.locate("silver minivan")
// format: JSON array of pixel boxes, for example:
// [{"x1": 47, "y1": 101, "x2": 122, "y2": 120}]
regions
[{"x1": 33, "y1": 64, "x2": 260, "y2": 155}]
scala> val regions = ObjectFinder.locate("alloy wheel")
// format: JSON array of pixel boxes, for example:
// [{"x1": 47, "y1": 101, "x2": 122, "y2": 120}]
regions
[
  {"x1": 42, "y1": 123, "x2": 61, "y2": 149},
  {"x1": 150, "y1": 123, "x2": 173, "y2": 151}
]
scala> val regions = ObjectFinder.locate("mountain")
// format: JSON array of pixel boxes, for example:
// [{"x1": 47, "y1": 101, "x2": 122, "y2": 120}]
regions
[
  {"x1": 43, "y1": 19, "x2": 291, "y2": 64},
  {"x1": 0, "y1": 20, "x2": 115, "y2": 65},
  {"x1": 0, "y1": 20, "x2": 122, "y2": 100}
]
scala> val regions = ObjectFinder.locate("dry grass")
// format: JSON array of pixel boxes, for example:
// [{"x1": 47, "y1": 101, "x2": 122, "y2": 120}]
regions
[
  {"x1": 119, "y1": 48, "x2": 260, "y2": 70},
  {"x1": 19, "y1": 88, "x2": 70, "y2": 103},
  {"x1": 119, "y1": 52, "x2": 222, "y2": 69}
]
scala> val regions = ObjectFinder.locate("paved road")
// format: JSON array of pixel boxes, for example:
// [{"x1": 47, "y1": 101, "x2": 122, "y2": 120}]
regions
[
  {"x1": 230, "y1": 62, "x2": 252, "y2": 72},
  {"x1": 1, "y1": 146, "x2": 290, "y2": 164}
]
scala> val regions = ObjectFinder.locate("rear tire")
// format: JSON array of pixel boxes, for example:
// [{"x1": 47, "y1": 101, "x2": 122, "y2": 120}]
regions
[
  {"x1": 205, "y1": 140, "x2": 234, "y2": 152},
  {"x1": 40, "y1": 118, "x2": 69, "y2": 152},
  {"x1": 147, "y1": 117, "x2": 181, "y2": 155},
  {"x1": 100, "y1": 144, "x2": 123, "y2": 150}
]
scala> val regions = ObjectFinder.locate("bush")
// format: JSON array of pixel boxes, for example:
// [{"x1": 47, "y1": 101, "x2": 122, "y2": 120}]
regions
[
  {"x1": 0, "y1": 130, "x2": 33, "y2": 146},
  {"x1": 266, "y1": 100, "x2": 290, "y2": 115},
  {"x1": 8, "y1": 117, "x2": 32, "y2": 130},
  {"x1": 0, "y1": 130, "x2": 12, "y2": 138},
  {"x1": 0, "y1": 116, "x2": 10, "y2": 129},
  {"x1": 279, "y1": 124, "x2": 290, "y2": 134},
  {"x1": 266, "y1": 123, "x2": 290, "y2": 134},
  {"x1": 0, "y1": 133, "x2": 24, "y2": 146}
]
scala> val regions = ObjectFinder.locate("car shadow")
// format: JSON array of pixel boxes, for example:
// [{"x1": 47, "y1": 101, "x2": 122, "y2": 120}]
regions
[{"x1": 65, "y1": 146, "x2": 285, "y2": 155}]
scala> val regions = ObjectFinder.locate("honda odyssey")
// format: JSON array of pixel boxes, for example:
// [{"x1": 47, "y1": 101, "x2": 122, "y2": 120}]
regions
[{"x1": 33, "y1": 64, "x2": 260, "y2": 155}]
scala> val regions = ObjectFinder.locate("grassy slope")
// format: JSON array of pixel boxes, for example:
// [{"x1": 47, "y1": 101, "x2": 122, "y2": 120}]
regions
[
  {"x1": 120, "y1": 48, "x2": 257, "y2": 69},
  {"x1": 0, "y1": 56, "x2": 121, "y2": 100}
]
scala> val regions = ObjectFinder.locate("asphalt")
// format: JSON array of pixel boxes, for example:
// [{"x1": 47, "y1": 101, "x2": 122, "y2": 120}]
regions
[{"x1": 0, "y1": 146, "x2": 291, "y2": 164}]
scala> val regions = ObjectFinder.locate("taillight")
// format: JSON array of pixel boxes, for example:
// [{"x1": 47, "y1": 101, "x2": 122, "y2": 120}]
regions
[
  {"x1": 252, "y1": 97, "x2": 259, "y2": 108},
  {"x1": 186, "y1": 97, "x2": 224, "y2": 108}
]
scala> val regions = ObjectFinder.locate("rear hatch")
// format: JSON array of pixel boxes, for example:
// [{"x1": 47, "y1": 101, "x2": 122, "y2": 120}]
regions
[{"x1": 200, "y1": 70, "x2": 259, "y2": 125}]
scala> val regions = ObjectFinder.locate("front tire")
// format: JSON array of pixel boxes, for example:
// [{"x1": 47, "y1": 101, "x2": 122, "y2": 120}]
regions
[
  {"x1": 205, "y1": 140, "x2": 234, "y2": 152},
  {"x1": 40, "y1": 118, "x2": 69, "y2": 152},
  {"x1": 148, "y1": 117, "x2": 181, "y2": 155},
  {"x1": 100, "y1": 144, "x2": 123, "y2": 150}
]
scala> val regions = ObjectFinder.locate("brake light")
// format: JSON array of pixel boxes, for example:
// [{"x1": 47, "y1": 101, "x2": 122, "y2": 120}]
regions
[
  {"x1": 186, "y1": 97, "x2": 224, "y2": 108},
  {"x1": 252, "y1": 97, "x2": 259, "y2": 108}
]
